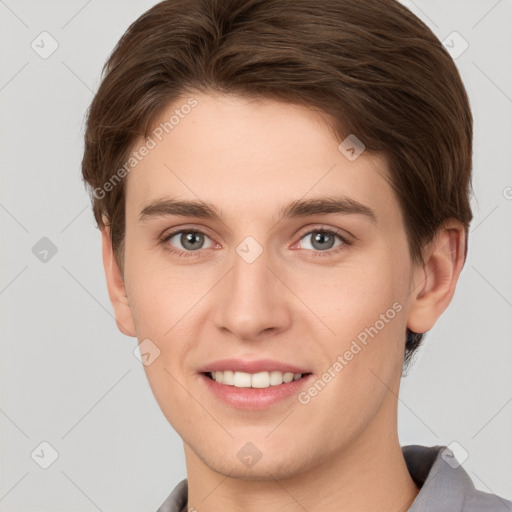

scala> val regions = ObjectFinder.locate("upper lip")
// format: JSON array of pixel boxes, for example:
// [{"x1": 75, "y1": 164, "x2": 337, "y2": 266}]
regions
[{"x1": 198, "y1": 358, "x2": 310, "y2": 374}]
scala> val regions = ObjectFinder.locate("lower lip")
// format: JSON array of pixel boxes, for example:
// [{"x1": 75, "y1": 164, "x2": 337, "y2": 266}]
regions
[{"x1": 199, "y1": 373, "x2": 313, "y2": 410}]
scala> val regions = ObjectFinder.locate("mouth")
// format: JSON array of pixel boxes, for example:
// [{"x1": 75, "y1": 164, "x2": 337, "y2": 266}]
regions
[
  {"x1": 203, "y1": 370, "x2": 312, "y2": 388},
  {"x1": 199, "y1": 368, "x2": 314, "y2": 410}
]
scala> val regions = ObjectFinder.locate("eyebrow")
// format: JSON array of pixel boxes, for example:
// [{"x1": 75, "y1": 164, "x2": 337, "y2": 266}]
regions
[{"x1": 138, "y1": 196, "x2": 377, "y2": 225}]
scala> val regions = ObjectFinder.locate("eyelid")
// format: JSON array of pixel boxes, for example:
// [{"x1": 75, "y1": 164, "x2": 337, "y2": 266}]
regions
[
  {"x1": 160, "y1": 224, "x2": 216, "y2": 242},
  {"x1": 293, "y1": 224, "x2": 354, "y2": 245}
]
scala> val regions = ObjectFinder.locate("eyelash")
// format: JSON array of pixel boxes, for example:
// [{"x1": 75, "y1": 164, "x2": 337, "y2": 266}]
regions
[{"x1": 159, "y1": 226, "x2": 353, "y2": 259}]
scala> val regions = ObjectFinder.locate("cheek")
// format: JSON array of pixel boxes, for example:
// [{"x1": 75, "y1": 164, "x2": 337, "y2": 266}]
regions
[
  {"x1": 123, "y1": 246, "x2": 216, "y2": 388},
  {"x1": 298, "y1": 254, "x2": 407, "y2": 389},
  {"x1": 123, "y1": 237, "x2": 199, "y2": 335},
  {"x1": 296, "y1": 254, "x2": 404, "y2": 338},
  {"x1": 297, "y1": 274, "x2": 406, "y2": 436}
]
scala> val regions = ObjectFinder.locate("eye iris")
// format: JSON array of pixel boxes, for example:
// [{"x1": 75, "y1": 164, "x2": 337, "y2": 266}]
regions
[
  {"x1": 311, "y1": 231, "x2": 335, "y2": 250},
  {"x1": 182, "y1": 231, "x2": 204, "y2": 250}
]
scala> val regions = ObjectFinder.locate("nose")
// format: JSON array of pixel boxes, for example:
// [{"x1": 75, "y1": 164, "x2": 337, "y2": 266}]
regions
[{"x1": 213, "y1": 240, "x2": 292, "y2": 341}]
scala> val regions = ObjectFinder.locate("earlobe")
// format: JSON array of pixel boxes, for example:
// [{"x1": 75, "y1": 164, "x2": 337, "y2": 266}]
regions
[
  {"x1": 101, "y1": 225, "x2": 137, "y2": 337},
  {"x1": 406, "y1": 220, "x2": 466, "y2": 334}
]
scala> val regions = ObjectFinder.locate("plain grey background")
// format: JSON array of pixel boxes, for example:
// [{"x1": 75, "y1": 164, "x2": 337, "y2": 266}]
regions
[{"x1": 1, "y1": 0, "x2": 511, "y2": 510}]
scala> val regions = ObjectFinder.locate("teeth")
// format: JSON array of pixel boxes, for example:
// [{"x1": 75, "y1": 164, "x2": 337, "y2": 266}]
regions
[{"x1": 210, "y1": 370, "x2": 303, "y2": 388}]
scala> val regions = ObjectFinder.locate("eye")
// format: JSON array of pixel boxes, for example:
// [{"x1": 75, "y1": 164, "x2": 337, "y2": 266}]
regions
[
  {"x1": 295, "y1": 227, "x2": 351, "y2": 257},
  {"x1": 160, "y1": 226, "x2": 352, "y2": 259},
  {"x1": 161, "y1": 229, "x2": 214, "y2": 257}
]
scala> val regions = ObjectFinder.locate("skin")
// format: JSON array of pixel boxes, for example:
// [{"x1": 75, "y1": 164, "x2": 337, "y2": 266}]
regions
[{"x1": 101, "y1": 91, "x2": 466, "y2": 512}]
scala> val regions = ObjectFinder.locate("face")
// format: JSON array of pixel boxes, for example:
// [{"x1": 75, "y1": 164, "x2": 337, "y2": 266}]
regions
[{"x1": 118, "y1": 91, "x2": 419, "y2": 479}]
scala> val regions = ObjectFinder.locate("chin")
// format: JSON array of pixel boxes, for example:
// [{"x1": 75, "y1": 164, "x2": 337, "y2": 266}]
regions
[{"x1": 197, "y1": 447, "x2": 314, "y2": 481}]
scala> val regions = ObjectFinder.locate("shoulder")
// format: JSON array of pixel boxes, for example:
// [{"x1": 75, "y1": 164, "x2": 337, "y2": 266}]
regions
[
  {"x1": 402, "y1": 444, "x2": 512, "y2": 512},
  {"x1": 463, "y1": 487, "x2": 512, "y2": 511},
  {"x1": 156, "y1": 478, "x2": 188, "y2": 512}
]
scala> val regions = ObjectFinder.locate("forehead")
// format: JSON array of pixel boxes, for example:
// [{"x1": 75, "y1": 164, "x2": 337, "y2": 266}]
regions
[{"x1": 124, "y1": 92, "x2": 397, "y2": 226}]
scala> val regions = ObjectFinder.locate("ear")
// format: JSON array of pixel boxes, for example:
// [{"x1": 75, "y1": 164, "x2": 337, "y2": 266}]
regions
[
  {"x1": 101, "y1": 224, "x2": 137, "y2": 337},
  {"x1": 407, "y1": 220, "x2": 467, "y2": 334}
]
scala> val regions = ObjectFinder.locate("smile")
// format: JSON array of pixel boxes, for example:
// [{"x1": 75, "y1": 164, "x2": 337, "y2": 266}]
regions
[{"x1": 206, "y1": 370, "x2": 306, "y2": 388}]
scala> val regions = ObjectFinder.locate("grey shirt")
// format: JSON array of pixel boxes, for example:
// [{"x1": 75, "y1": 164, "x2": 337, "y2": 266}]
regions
[{"x1": 156, "y1": 444, "x2": 512, "y2": 512}]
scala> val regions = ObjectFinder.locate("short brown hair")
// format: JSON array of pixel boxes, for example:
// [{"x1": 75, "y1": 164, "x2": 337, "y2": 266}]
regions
[{"x1": 81, "y1": 0, "x2": 473, "y2": 370}]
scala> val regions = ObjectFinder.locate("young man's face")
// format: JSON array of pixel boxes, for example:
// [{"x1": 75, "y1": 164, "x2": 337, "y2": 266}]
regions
[{"x1": 111, "y1": 92, "x2": 425, "y2": 479}]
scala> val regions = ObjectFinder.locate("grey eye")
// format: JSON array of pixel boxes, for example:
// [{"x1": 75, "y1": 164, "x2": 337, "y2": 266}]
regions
[{"x1": 299, "y1": 230, "x2": 343, "y2": 251}]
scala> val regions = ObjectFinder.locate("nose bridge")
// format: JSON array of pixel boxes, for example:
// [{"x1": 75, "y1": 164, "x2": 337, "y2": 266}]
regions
[
  {"x1": 231, "y1": 234, "x2": 274, "y2": 308},
  {"x1": 214, "y1": 233, "x2": 289, "y2": 338}
]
